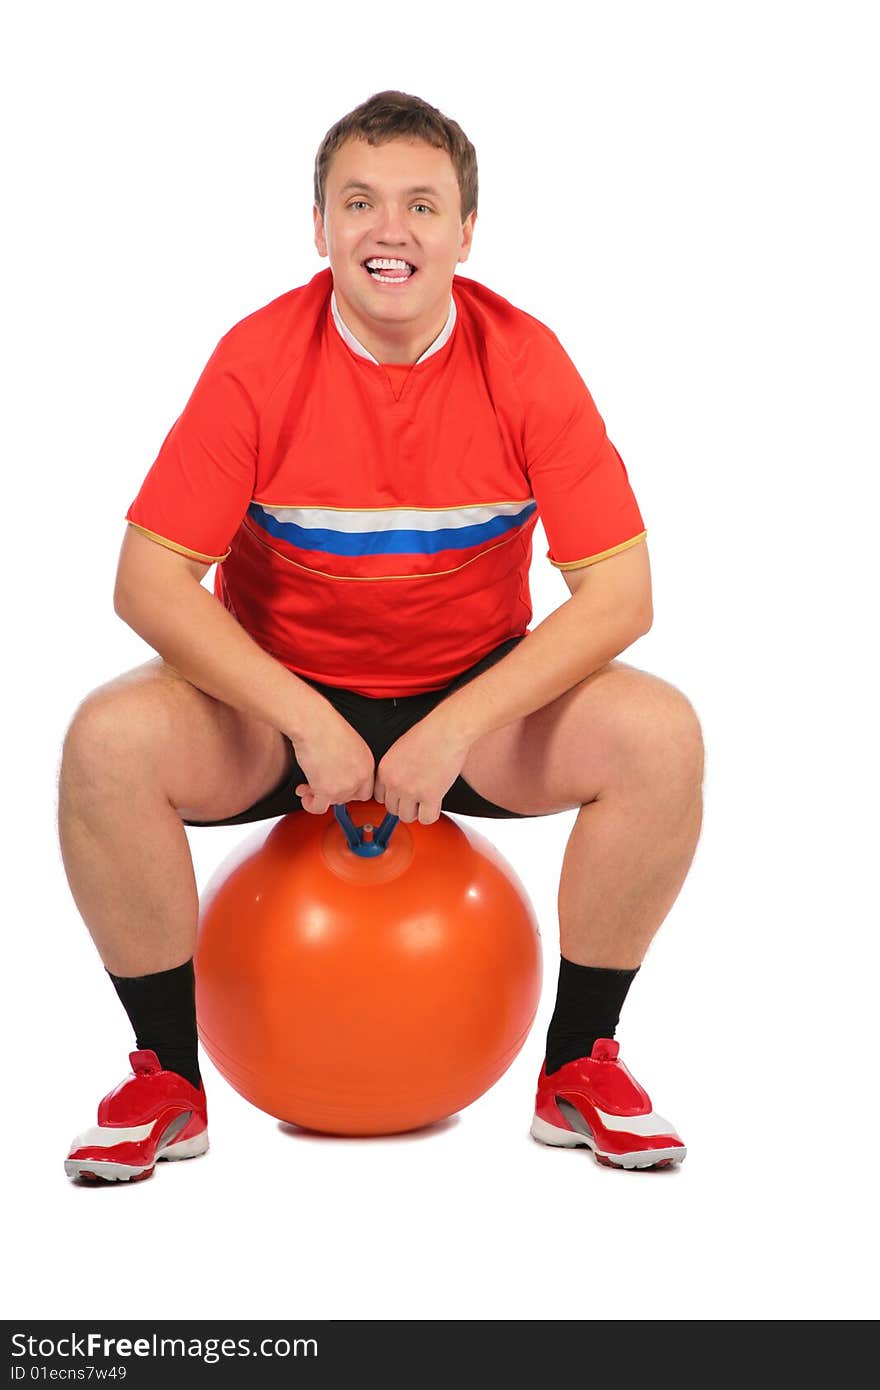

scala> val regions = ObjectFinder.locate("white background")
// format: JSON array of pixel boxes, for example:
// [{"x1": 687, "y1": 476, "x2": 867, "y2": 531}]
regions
[{"x1": 4, "y1": 0, "x2": 877, "y2": 1324}]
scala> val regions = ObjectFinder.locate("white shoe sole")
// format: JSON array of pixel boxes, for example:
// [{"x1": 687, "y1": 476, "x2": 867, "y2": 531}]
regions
[
  {"x1": 530, "y1": 1115, "x2": 685, "y2": 1170},
  {"x1": 64, "y1": 1130, "x2": 209, "y2": 1183}
]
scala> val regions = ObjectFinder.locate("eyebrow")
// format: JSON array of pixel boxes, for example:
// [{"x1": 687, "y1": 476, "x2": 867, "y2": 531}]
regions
[{"x1": 339, "y1": 180, "x2": 444, "y2": 199}]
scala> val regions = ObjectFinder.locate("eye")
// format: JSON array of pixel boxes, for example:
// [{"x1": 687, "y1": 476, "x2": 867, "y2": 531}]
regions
[
  {"x1": 413, "y1": 204, "x2": 432, "y2": 214},
  {"x1": 348, "y1": 200, "x2": 369, "y2": 211}
]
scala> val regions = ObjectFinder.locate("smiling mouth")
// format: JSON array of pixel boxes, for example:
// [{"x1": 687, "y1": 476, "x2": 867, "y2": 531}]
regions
[{"x1": 363, "y1": 258, "x2": 417, "y2": 284}]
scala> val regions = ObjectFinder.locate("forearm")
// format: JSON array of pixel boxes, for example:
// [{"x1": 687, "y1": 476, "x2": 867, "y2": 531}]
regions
[
  {"x1": 115, "y1": 577, "x2": 332, "y2": 741},
  {"x1": 433, "y1": 591, "x2": 651, "y2": 742}
]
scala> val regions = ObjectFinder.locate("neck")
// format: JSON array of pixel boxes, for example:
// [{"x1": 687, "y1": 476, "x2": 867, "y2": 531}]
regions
[{"x1": 333, "y1": 288, "x2": 451, "y2": 365}]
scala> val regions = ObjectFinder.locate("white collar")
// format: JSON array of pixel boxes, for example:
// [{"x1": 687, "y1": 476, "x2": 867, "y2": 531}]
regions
[{"x1": 330, "y1": 288, "x2": 457, "y2": 365}]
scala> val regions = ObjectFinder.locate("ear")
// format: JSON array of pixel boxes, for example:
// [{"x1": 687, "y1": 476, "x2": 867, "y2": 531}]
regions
[
  {"x1": 457, "y1": 210, "x2": 477, "y2": 264},
  {"x1": 313, "y1": 204, "x2": 328, "y2": 258}
]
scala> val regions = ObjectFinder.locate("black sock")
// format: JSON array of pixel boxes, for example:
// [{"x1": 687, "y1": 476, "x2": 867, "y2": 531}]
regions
[
  {"x1": 107, "y1": 959, "x2": 201, "y2": 1089},
  {"x1": 544, "y1": 957, "x2": 639, "y2": 1073}
]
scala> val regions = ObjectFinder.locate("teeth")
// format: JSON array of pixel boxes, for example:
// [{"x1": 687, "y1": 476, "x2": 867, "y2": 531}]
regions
[{"x1": 365, "y1": 258, "x2": 413, "y2": 271}]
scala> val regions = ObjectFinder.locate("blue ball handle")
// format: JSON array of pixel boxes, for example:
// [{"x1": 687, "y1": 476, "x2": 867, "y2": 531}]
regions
[{"x1": 333, "y1": 803, "x2": 399, "y2": 857}]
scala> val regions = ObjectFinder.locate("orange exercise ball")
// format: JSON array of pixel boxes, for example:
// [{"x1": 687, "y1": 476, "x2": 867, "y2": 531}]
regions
[{"x1": 194, "y1": 799, "x2": 542, "y2": 1136}]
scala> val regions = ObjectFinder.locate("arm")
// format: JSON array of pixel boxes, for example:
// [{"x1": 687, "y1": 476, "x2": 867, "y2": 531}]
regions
[
  {"x1": 428, "y1": 540, "x2": 653, "y2": 743},
  {"x1": 113, "y1": 525, "x2": 334, "y2": 741}
]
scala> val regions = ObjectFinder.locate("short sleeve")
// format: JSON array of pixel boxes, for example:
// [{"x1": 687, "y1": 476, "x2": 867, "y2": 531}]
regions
[
  {"x1": 124, "y1": 331, "x2": 258, "y2": 563},
  {"x1": 517, "y1": 326, "x2": 646, "y2": 570}
]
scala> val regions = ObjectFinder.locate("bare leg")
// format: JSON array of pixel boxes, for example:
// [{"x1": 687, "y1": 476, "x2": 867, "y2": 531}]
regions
[
  {"x1": 57, "y1": 660, "x2": 294, "y2": 977},
  {"x1": 558, "y1": 713, "x2": 705, "y2": 968},
  {"x1": 426, "y1": 659, "x2": 705, "y2": 1167},
  {"x1": 456, "y1": 660, "x2": 705, "y2": 967}
]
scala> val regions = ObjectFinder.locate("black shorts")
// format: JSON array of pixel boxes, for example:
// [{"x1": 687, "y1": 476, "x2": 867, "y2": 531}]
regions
[{"x1": 182, "y1": 635, "x2": 529, "y2": 828}]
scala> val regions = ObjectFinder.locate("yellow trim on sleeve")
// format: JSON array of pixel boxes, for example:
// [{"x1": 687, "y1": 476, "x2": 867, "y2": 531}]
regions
[
  {"x1": 126, "y1": 521, "x2": 231, "y2": 565},
  {"x1": 549, "y1": 531, "x2": 647, "y2": 571}
]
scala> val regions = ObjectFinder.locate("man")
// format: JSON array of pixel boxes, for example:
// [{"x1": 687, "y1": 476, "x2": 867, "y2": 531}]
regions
[{"x1": 59, "y1": 90, "x2": 704, "y2": 1182}]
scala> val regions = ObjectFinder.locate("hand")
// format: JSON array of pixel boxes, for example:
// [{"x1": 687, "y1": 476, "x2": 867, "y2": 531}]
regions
[
  {"x1": 292, "y1": 708, "x2": 376, "y2": 815},
  {"x1": 373, "y1": 712, "x2": 472, "y2": 825}
]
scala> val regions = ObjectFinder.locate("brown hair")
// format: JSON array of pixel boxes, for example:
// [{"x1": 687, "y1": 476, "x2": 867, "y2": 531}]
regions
[{"x1": 314, "y1": 90, "x2": 478, "y2": 223}]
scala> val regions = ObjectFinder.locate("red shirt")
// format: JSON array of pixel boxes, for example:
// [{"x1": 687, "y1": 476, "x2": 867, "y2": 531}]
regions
[{"x1": 125, "y1": 268, "x2": 646, "y2": 697}]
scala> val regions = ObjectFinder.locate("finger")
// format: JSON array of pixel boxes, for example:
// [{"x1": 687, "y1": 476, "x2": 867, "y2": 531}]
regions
[{"x1": 419, "y1": 802, "x2": 441, "y2": 826}]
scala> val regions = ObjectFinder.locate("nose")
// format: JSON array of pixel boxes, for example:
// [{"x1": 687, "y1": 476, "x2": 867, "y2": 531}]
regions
[{"x1": 374, "y1": 202, "x2": 409, "y2": 243}]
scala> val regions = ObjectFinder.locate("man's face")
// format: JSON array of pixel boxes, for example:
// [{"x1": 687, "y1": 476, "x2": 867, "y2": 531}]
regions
[{"x1": 314, "y1": 136, "x2": 476, "y2": 342}]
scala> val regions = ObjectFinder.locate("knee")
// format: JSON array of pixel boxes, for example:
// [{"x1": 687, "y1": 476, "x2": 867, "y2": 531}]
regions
[
  {"x1": 611, "y1": 678, "x2": 703, "y2": 799},
  {"x1": 60, "y1": 685, "x2": 162, "y2": 794},
  {"x1": 60, "y1": 692, "x2": 122, "y2": 793},
  {"x1": 648, "y1": 684, "x2": 705, "y2": 796}
]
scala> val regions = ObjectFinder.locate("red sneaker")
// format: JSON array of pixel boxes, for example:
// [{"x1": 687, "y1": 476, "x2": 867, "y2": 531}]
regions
[
  {"x1": 64, "y1": 1050, "x2": 209, "y2": 1183},
  {"x1": 531, "y1": 1039, "x2": 685, "y2": 1170}
]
